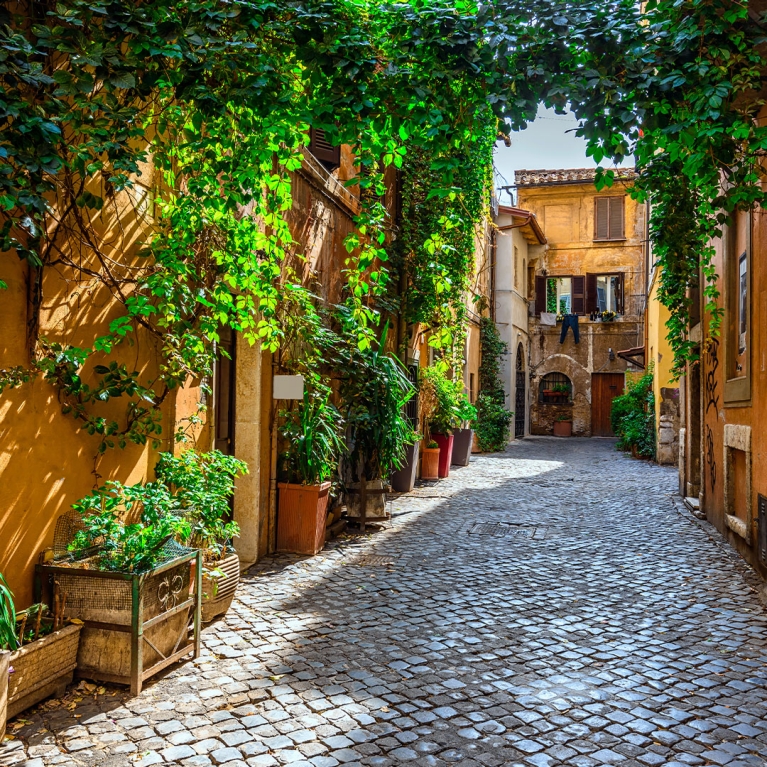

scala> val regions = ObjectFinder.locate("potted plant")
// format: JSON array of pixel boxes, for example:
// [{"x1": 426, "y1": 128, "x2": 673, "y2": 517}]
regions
[
  {"x1": 421, "y1": 439, "x2": 441, "y2": 480},
  {"x1": 553, "y1": 414, "x2": 573, "y2": 437},
  {"x1": 421, "y1": 367, "x2": 461, "y2": 478},
  {"x1": 1, "y1": 574, "x2": 83, "y2": 731},
  {"x1": 36, "y1": 469, "x2": 203, "y2": 696},
  {"x1": 155, "y1": 450, "x2": 247, "y2": 623},
  {"x1": 339, "y1": 322, "x2": 417, "y2": 520},
  {"x1": 278, "y1": 387, "x2": 345, "y2": 554},
  {"x1": 452, "y1": 395, "x2": 477, "y2": 467}
]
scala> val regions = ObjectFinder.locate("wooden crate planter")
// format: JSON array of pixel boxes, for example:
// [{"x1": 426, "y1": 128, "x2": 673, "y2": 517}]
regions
[
  {"x1": 7, "y1": 623, "x2": 82, "y2": 718},
  {"x1": 35, "y1": 551, "x2": 202, "y2": 696},
  {"x1": 201, "y1": 551, "x2": 240, "y2": 624}
]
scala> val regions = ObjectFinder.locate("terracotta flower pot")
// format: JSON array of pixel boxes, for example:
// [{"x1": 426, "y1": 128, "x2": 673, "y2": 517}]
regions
[
  {"x1": 553, "y1": 420, "x2": 572, "y2": 437},
  {"x1": 433, "y1": 433, "x2": 454, "y2": 478},
  {"x1": 201, "y1": 551, "x2": 240, "y2": 623},
  {"x1": 421, "y1": 446, "x2": 440, "y2": 480},
  {"x1": 277, "y1": 482, "x2": 331, "y2": 555},
  {"x1": 451, "y1": 428, "x2": 473, "y2": 467},
  {"x1": 390, "y1": 442, "x2": 420, "y2": 493}
]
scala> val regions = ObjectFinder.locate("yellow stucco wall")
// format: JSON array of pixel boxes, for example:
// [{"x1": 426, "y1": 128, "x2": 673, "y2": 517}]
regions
[{"x1": 646, "y1": 269, "x2": 677, "y2": 428}]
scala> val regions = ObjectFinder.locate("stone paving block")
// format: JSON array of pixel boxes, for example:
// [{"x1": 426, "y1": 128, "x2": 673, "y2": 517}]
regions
[{"x1": 4, "y1": 440, "x2": 767, "y2": 767}]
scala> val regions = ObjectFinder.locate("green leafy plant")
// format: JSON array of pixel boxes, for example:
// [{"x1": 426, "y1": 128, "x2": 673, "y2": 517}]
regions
[
  {"x1": 455, "y1": 394, "x2": 477, "y2": 426},
  {"x1": 154, "y1": 450, "x2": 246, "y2": 562},
  {"x1": 555, "y1": 414, "x2": 572, "y2": 423},
  {"x1": 0, "y1": 572, "x2": 19, "y2": 651},
  {"x1": 339, "y1": 322, "x2": 417, "y2": 482},
  {"x1": 280, "y1": 389, "x2": 345, "y2": 486},
  {"x1": 69, "y1": 449, "x2": 244, "y2": 571},
  {"x1": 473, "y1": 317, "x2": 513, "y2": 452},
  {"x1": 552, "y1": 383, "x2": 571, "y2": 395},
  {"x1": 420, "y1": 367, "x2": 462, "y2": 436},
  {"x1": 611, "y1": 372, "x2": 656, "y2": 459}
]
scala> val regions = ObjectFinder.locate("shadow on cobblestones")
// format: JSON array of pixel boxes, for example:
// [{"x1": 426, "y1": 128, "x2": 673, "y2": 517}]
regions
[{"x1": 3, "y1": 438, "x2": 767, "y2": 767}]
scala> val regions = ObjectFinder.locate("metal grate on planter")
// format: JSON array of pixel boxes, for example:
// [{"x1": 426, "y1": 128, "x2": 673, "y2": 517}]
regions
[{"x1": 35, "y1": 511, "x2": 202, "y2": 696}]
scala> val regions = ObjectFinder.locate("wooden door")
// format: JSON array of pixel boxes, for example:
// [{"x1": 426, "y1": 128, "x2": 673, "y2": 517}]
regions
[
  {"x1": 591, "y1": 372, "x2": 624, "y2": 437},
  {"x1": 214, "y1": 327, "x2": 236, "y2": 455}
]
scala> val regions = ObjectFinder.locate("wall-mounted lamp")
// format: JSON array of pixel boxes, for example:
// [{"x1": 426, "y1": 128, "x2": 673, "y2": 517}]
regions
[{"x1": 608, "y1": 348, "x2": 615, "y2": 361}]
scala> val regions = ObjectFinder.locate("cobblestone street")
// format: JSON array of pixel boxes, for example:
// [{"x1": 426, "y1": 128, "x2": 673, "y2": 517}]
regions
[{"x1": 3, "y1": 437, "x2": 767, "y2": 767}]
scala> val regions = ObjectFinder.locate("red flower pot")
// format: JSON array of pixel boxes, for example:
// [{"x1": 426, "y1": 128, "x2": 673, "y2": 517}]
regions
[{"x1": 433, "y1": 433, "x2": 454, "y2": 478}]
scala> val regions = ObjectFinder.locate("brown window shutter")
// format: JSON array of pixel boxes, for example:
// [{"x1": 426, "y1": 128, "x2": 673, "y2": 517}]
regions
[
  {"x1": 595, "y1": 197, "x2": 609, "y2": 240},
  {"x1": 586, "y1": 273, "x2": 598, "y2": 313},
  {"x1": 617, "y1": 273, "x2": 625, "y2": 313},
  {"x1": 309, "y1": 128, "x2": 341, "y2": 168},
  {"x1": 571, "y1": 275, "x2": 585, "y2": 315},
  {"x1": 609, "y1": 197, "x2": 625, "y2": 240},
  {"x1": 535, "y1": 275, "x2": 547, "y2": 316}
]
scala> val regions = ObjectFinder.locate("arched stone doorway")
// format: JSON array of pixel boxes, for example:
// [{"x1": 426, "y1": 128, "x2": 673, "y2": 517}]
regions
[{"x1": 515, "y1": 343, "x2": 526, "y2": 438}]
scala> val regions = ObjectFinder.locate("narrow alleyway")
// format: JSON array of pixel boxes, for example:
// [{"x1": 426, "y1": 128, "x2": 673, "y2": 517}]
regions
[{"x1": 4, "y1": 438, "x2": 767, "y2": 767}]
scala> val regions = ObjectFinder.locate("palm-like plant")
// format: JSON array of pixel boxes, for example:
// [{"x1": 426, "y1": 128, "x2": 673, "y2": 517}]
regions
[
  {"x1": 340, "y1": 322, "x2": 417, "y2": 482},
  {"x1": 280, "y1": 388, "x2": 345, "y2": 485}
]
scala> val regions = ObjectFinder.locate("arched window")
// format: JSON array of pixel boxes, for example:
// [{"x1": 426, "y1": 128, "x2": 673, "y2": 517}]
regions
[{"x1": 539, "y1": 372, "x2": 572, "y2": 404}]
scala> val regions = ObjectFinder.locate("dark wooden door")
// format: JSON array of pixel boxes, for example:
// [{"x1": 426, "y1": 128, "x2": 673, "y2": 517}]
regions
[
  {"x1": 214, "y1": 327, "x2": 236, "y2": 455},
  {"x1": 591, "y1": 372, "x2": 624, "y2": 437},
  {"x1": 514, "y1": 344, "x2": 526, "y2": 438}
]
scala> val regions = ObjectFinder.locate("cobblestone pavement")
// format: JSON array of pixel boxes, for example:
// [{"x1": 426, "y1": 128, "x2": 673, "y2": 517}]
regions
[{"x1": 3, "y1": 438, "x2": 767, "y2": 767}]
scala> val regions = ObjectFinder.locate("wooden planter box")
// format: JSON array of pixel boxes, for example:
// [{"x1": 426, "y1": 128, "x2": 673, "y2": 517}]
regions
[
  {"x1": 390, "y1": 442, "x2": 420, "y2": 493},
  {"x1": 0, "y1": 650, "x2": 8, "y2": 741},
  {"x1": 451, "y1": 429, "x2": 473, "y2": 467},
  {"x1": 201, "y1": 551, "x2": 240, "y2": 624},
  {"x1": 433, "y1": 433, "x2": 454, "y2": 478},
  {"x1": 6, "y1": 622, "x2": 82, "y2": 718},
  {"x1": 35, "y1": 551, "x2": 201, "y2": 696},
  {"x1": 553, "y1": 420, "x2": 573, "y2": 437},
  {"x1": 277, "y1": 482, "x2": 331, "y2": 555}
]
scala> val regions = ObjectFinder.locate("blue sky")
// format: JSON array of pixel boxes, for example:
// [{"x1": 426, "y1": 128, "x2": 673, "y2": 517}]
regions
[{"x1": 493, "y1": 106, "x2": 633, "y2": 207}]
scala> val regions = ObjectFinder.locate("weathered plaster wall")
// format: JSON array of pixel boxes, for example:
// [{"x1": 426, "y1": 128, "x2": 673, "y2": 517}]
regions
[{"x1": 529, "y1": 320, "x2": 642, "y2": 436}]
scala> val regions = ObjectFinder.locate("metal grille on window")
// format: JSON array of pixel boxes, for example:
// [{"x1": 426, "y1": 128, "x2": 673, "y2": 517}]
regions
[{"x1": 539, "y1": 372, "x2": 572, "y2": 404}]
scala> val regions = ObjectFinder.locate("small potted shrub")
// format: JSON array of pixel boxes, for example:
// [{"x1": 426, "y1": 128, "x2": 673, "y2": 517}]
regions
[
  {"x1": 451, "y1": 395, "x2": 477, "y2": 467},
  {"x1": 155, "y1": 450, "x2": 247, "y2": 623},
  {"x1": 553, "y1": 414, "x2": 573, "y2": 437},
  {"x1": 0, "y1": 574, "x2": 82, "y2": 731},
  {"x1": 421, "y1": 366, "x2": 461, "y2": 478},
  {"x1": 421, "y1": 439, "x2": 441, "y2": 480},
  {"x1": 278, "y1": 388, "x2": 345, "y2": 554}
]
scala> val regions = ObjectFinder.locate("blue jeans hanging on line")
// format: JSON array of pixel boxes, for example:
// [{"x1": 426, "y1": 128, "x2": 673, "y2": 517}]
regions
[{"x1": 559, "y1": 314, "x2": 580, "y2": 344}]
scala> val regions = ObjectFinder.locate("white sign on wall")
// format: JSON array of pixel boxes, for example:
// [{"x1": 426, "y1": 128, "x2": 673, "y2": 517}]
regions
[{"x1": 273, "y1": 375, "x2": 304, "y2": 400}]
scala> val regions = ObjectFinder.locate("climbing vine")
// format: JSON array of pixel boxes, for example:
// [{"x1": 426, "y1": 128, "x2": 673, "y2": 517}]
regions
[
  {"x1": 1, "y1": 0, "x2": 766, "y2": 455},
  {"x1": 473, "y1": 317, "x2": 513, "y2": 452}
]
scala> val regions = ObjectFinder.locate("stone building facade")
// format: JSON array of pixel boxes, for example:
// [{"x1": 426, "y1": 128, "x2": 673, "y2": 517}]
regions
[{"x1": 516, "y1": 168, "x2": 647, "y2": 437}]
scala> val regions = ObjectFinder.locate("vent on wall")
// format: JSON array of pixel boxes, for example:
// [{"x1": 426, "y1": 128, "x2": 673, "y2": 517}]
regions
[{"x1": 758, "y1": 494, "x2": 767, "y2": 566}]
